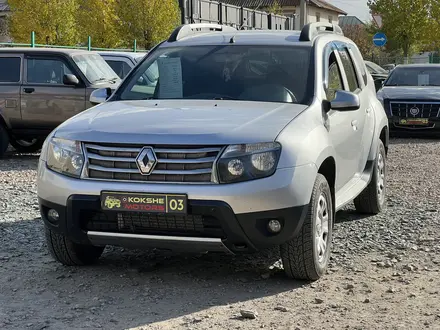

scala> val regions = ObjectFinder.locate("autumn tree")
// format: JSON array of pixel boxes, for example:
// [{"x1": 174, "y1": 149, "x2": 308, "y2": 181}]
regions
[
  {"x1": 8, "y1": 0, "x2": 79, "y2": 45},
  {"x1": 368, "y1": 0, "x2": 431, "y2": 58},
  {"x1": 268, "y1": 0, "x2": 283, "y2": 15},
  {"x1": 76, "y1": 0, "x2": 120, "y2": 48},
  {"x1": 116, "y1": 0, "x2": 180, "y2": 49},
  {"x1": 341, "y1": 24, "x2": 375, "y2": 58}
]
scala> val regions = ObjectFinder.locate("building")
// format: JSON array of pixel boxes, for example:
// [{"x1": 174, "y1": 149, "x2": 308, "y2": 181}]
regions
[
  {"x1": 338, "y1": 15, "x2": 365, "y2": 28},
  {"x1": 220, "y1": 0, "x2": 347, "y2": 28}
]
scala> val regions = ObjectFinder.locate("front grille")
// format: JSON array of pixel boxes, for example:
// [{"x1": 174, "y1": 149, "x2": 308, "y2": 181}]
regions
[
  {"x1": 389, "y1": 101, "x2": 440, "y2": 118},
  {"x1": 81, "y1": 210, "x2": 226, "y2": 238},
  {"x1": 84, "y1": 143, "x2": 223, "y2": 183}
]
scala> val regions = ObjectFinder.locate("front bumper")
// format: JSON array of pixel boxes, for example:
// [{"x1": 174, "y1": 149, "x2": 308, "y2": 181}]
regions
[
  {"x1": 38, "y1": 161, "x2": 316, "y2": 253},
  {"x1": 39, "y1": 196, "x2": 308, "y2": 254}
]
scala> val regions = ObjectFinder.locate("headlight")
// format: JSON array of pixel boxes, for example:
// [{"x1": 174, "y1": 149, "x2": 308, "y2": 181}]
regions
[
  {"x1": 46, "y1": 138, "x2": 84, "y2": 178},
  {"x1": 217, "y1": 142, "x2": 281, "y2": 183}
]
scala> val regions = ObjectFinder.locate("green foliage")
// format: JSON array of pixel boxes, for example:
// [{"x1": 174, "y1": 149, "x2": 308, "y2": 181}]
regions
[
  {"x1": 7, "y1": 0, "x2": 180, "y2": 49},
  {"x1": 268, "y1": 0, "x2": 283, "y2": 15},
  {"x1": 8, "y1": 0, "x2": 79, "y2": 45},
  {"x1": 116, "y1": 0, "x2": 180, "y2": 49},
  {"x1": 76, "y1": 0, "x2": 120, "y2": 48},
  {"x1": 368, "y1": 0, "x2": 431, "y2": 57}
]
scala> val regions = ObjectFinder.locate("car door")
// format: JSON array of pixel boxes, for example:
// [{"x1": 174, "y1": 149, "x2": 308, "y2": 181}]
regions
[
  {"x1": 347, "y1": 45, "x2": 376, "y2": 174},
  {"x1": 324, "y1": 43, "x2": 364, "y2": 190},
  {"x1": 20, "y1": 55, "x2": 86, "y2": 132},
  {"x1": 0, "y1": 53, "x2": 22, "y2": 131}
]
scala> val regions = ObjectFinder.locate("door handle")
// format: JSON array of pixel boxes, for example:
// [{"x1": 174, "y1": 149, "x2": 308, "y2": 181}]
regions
[
  {"x1": 23, "y1": 88, "x2": 35, "y2": 94},
  {"x1": 351, "y1": 120, "x2": 358, "y2": 131}
]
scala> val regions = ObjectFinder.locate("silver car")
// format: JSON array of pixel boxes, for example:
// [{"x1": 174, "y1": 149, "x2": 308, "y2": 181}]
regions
[{"x1": 37, "y1": 23, "x2": 389, "y2": 280}]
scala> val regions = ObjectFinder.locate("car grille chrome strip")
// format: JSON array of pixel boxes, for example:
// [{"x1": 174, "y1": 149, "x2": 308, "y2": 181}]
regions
[{"x1": 83, "y1": 143, "x2": 224, "y2": 184}]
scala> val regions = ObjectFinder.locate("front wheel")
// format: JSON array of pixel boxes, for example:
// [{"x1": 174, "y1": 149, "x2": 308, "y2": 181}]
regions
[
  {"x1": 280, "y1": 174, "x2": 333, "y2": 281},
  {"x1": 354, "y1": 140, "x2": 386, "y2": 214},
  {"x1": 45, "y1": 227, "x2": 104, "y2": 266}
]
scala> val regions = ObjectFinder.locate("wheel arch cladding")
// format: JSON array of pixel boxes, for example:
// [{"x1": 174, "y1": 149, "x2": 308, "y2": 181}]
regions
[
  {"x1": 317, "y1": 156, "x2": 336, "y2": 214},
  {"x1": 379, "y1": 125, "x2": 389, "y2": 155}
]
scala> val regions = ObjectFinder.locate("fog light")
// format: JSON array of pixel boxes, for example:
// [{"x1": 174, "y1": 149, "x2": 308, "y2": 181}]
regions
[
  {"x1": 48, "y1": 209, "x2": 59, "y2": 221},
  {"x1": 267, "y1": 219, "x2": 281, "y2": 233}
]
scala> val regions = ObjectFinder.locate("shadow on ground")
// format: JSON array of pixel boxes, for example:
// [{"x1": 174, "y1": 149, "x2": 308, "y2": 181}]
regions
[{"x1": 0, "y1": 218, "x2": 305, "y2": 330}]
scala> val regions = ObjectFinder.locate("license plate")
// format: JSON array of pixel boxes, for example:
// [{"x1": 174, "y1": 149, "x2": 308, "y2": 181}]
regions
[
  {"x1": 101, "y1": 191, "x2": 187, "y2": 214},
  {"x1": 399, "y1": 118, "x2": 429, "y2": 125}
]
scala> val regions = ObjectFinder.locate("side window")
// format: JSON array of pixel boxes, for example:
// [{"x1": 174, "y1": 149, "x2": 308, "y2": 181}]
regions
[
  {"x1": 316, "y1": 12, "x2": 321, "y2": 22},
  {"x1": 350, "y1": 48, "x2": 368, "y2": 86},
  {"x1": 327, "y1": 54, "x2": 343, "y2": 101},
  {"x1": 107, "y1": 60, "x2": 133, "y2": 79},
  {"x1": 27, "y1": 58, "x2": 73, "y2": 85},
  {"x1": 338, "y1": 48, "x2": 359, "y2": 92},
  {"x1": 0, "y1": 57, "x2": 21, "y2": 83},
  {"x1": 106, "y1": 60, "x2": 124, "y2": 78}
]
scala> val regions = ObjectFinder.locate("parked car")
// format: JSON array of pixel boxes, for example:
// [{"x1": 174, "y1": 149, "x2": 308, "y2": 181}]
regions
[
  {"x1": 0, "y1": 48, "x2": 121, "y2": 157},
  {"x1": 376, "y1": 63, "x2": 440, "y2": 135},
  {"x1": 38, "y1": 22, "x2": 389, "y2": 281},
  {"x1": 364, "y1": 60, "x2": 389, "y2": 91},
  {"x1": 99, "y1": 51, "x2": 147, "y2": 79}
]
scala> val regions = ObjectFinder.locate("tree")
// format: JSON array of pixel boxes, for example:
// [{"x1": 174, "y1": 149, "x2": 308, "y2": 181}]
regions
[
  {"x1": 8, "y1": 0, "x2": 79, "y2": 45},
  {"x1": 76, "y1": 0, "x2": 121, "y2": 48},
  {"x1": 116, "y1": 0, "x2": 180, "y2": 50},
  {"x1": 267, "y1": 0, "x2": 283, "y2": 15},
  {"x1": 341, "y1": 24, "x2": 374, "y2": 58},
  {"x1": 368, "y1": 0, "x2": 431, "y2": 58}
]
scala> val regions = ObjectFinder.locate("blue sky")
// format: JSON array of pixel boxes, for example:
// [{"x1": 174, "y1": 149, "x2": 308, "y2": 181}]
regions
[{"x1": 328, "y1": 0, "x2": 371, "y2": 22}]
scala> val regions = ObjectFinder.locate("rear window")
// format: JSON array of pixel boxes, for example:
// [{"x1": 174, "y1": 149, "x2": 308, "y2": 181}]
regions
[
  {"x1": 0, "y1": 57, "x2": 21, "y2": 83},
  {"x1": 117, "y1": 45, "x2": 314, "y2": 105}
]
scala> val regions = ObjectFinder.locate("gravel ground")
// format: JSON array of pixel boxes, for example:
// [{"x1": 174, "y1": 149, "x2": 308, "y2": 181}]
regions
[{"x1": 1, "y1": 138, "x2": 440, "y2": 330}]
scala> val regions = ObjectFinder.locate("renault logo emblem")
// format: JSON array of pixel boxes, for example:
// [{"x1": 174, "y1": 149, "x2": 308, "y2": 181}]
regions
[
  {"x1": 136, "y1": 147, "x2": 157, "y2": 175},
  {"x1": 409, "y1": 107, "x2": 420, "y2": 116}
]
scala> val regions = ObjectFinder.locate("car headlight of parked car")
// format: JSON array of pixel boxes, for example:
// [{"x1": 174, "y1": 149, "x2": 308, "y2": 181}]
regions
[
  {"x1": 46, "y1": 138, "x2": 84, "y2": 178},
  {"x1": 217, "y1": 142, "x2": 281, "y2": 183}
]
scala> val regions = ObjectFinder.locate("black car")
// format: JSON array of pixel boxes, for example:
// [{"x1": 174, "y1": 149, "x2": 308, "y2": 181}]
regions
[
  {"x1": 376, "y1": 64, "x2": 440, "y2": 135},
  {"x1": 365, "y1": 60, "x2": 389, "y2": 91}
]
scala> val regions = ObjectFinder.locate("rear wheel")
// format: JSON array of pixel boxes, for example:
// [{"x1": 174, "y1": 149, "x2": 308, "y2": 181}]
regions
[
  {"x1": 45, "y1": 226, "x2": 104, "y2": 266},
  {"x1": 0, "y1": 125, "x2": 9, "y2": 158},
  {"x1": 10, "y1": 137, "x2": 44, "y2": 153},
  {"x1": 354, "y1": 140, "x2": 386, "y2": 214},
  {"x1": 280, "y1": 174, "x2": 333, "y2": 281}
]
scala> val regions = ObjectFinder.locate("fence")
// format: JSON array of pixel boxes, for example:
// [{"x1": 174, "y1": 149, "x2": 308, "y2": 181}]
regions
[
  {"x1": 179, "y1": 0, "x2": 296, "y2": 30},
  {"x1": 366, "y1": 54, "x2": 440, "y2": 67},
  {"x1": 0, "y1": 31, "x2": 146, "y2": 53}
]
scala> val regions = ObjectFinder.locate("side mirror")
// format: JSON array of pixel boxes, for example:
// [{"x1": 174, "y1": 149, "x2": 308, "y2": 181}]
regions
[
  {"x1": 90, "y1": 88, "x2": 112, "y2": 105},
  {"x1": 63, "y1": 74, "x2": 80, "y2": 86},
  {"x1": 330, "y1": 90, "x2": 360, "y2": 111}
]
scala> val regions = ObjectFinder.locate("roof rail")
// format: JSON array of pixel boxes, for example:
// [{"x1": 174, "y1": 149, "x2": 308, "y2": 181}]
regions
[
  {"x1": 168, "y1": 23, "x2": 237, "y2": 42},
  {"x1": 299, "y1": 22, "x2": 344, "y2": 42}
]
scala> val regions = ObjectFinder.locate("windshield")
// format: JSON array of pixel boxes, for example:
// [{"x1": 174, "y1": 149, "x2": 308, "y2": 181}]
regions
[
  {"x1": 384, "y1": 66, "x2": 440, "y2": 86},
  {"x1": 72, "y1": 53, "x2": 119, "y2": 83},
  {"x1": 117, "y1": 45, "x2": 313, "y2": 104},
  {"x1": 365, "y1": 61, "x2": 388, "y2": 74}
]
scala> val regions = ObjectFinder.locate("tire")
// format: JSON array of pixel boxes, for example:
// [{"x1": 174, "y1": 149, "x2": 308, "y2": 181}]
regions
[
  {"x1": 280, "y1": 173, "x2": 333, "y2": 281},
  {"x1": 0, "y1": 125, "x2": 9, "y2": 158},
  {"x1": 45, "y1": 226, "x2": 104, "y2": 266},
  {"x1": 10, "y1": 137, "x2": 44, "y2": 153},
  {"x1": 354, "y1": 140, "x2": 386, "y2": 214}
]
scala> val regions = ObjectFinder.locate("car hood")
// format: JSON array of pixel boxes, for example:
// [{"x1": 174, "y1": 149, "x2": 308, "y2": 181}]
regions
[
  {"x1": 54, "y1": 100, "x2": 308, "y2": 145},
  {"x1": 378, "y1": 86, "x2": 440, "y2": 100}
]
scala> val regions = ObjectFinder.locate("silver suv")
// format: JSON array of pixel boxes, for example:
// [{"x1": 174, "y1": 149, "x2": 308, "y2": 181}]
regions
[{"x1": 37, "y1": 23, "x2": 389, "y2": 280}]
